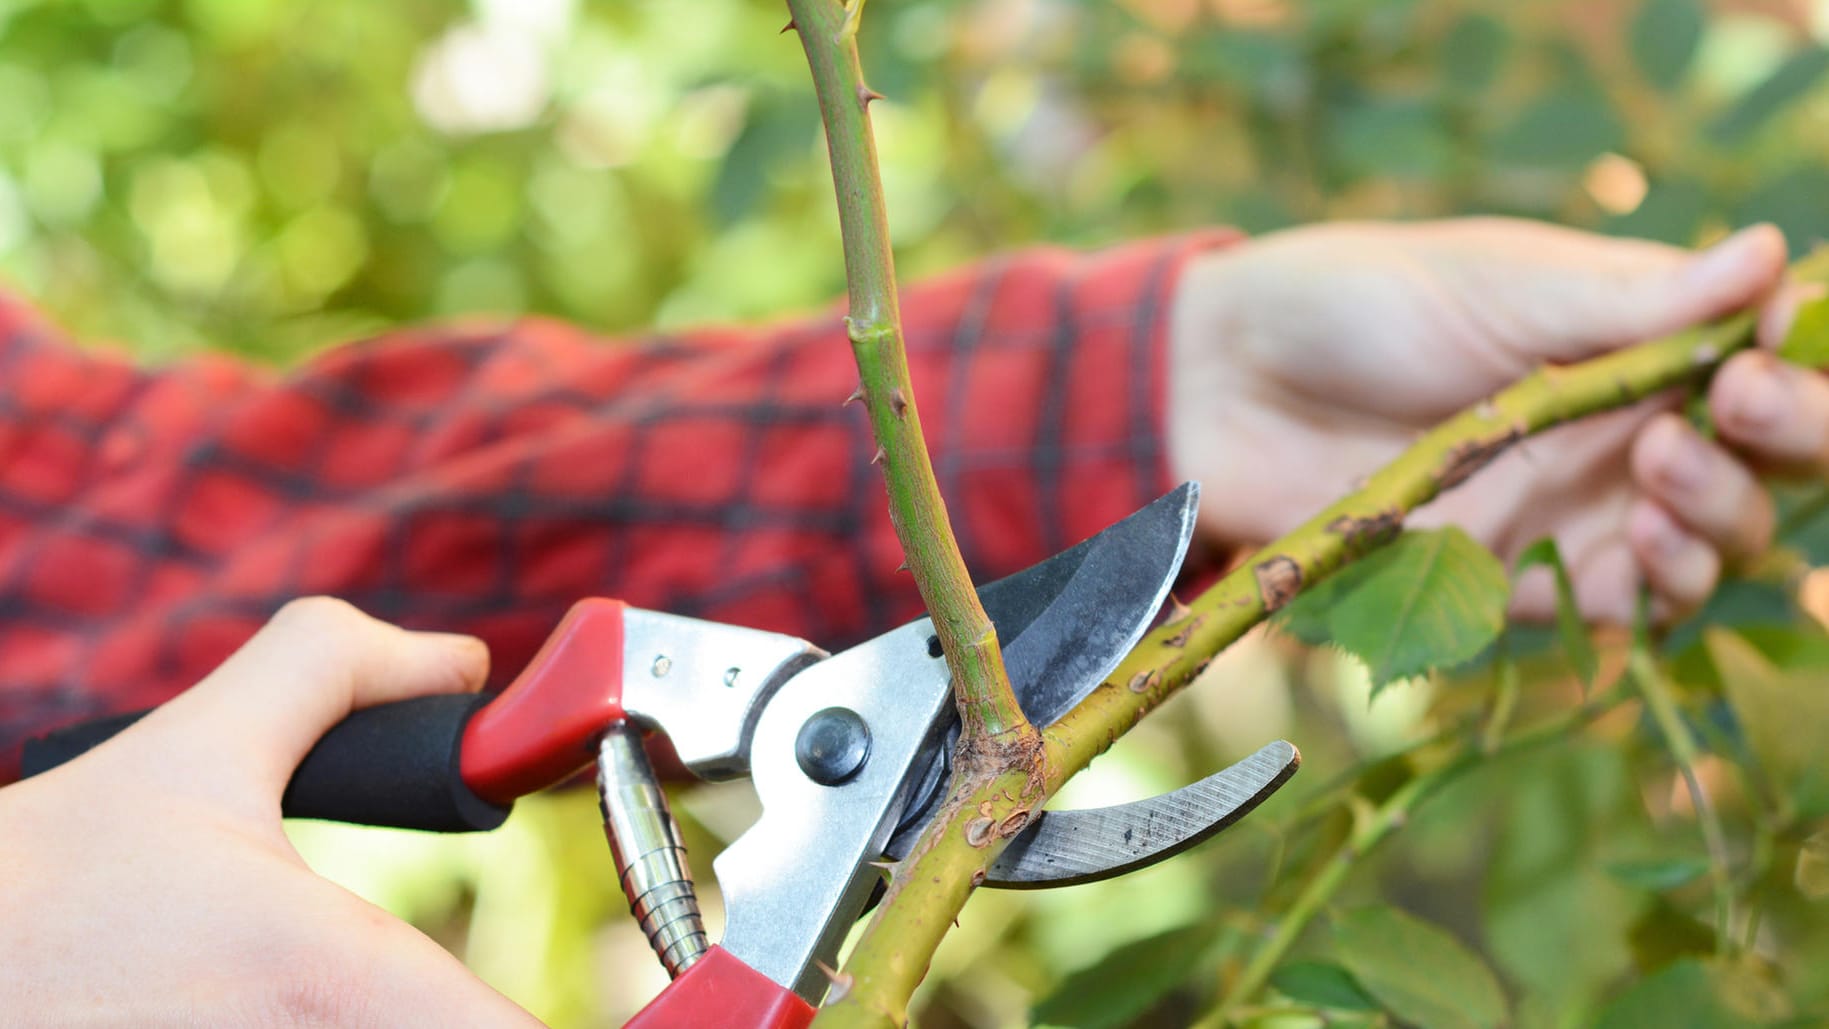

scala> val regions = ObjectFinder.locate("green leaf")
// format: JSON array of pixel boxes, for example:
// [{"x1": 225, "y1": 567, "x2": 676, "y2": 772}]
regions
[
  {"x1": 1710, "y1": 48, "x2": 1829, "y2": 144},
  {"x1": 1627, "y1": 901, "x2": 1718, "y2": 971},
  {"x1": 1608, "y1": 177, "x2": 1709, "y2": 245},
  {"x1": 1489, "y1": 88, "x2": 1625, "y2": 169},
  {"x1": 1278, "y1": 528, "x2": 1510, "y2": 693},
  {"x1": 1268, "y1": 961, "x2": 1379, "y2": 1012},
  {"x1": 1778, "y1": 293, "x2": 1829, "y2": 368},
  {"x1": 1439, "y1": 13, "x2": 1510, "y2": 93},
  {"x1": 1515, "y1": 538, "x2": 1597, "y2": 689},
  {"x1": 1333, "y1": 906, "x2": 1508, "y2": 1029},
  {"x1": 1596, "y1": 958, "x2": 1791, "y2": 1027},
  {"x1": 1030, "y1": 921, "x2": 1228, "y2": 1029},
  {"x1": 1328, "y1": 98, "x2": 1450, "y2": 181},
  {"x1": 1735, "y1": 167, "x2": 1829, "y2": 259},
  {"x1": 1630, "y1": 0, "x2": 1704, "y2": 92},
  {"x1": 1607, "y1": 857, "x2": 1711, "y2": 891},
  {"x1": 1705, "y1": 629, "x2": 1829, "y2": 820}
]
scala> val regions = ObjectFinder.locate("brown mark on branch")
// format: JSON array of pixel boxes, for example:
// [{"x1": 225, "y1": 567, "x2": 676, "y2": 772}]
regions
[
  {"x1": 1437, "y1": 428, "x2": 1521, "y2": 491},
  {"x1": 1254, "y1": 555, "x2": 1303, "y2": 612},
  {"x1": 964, "y1": 817, "x2": 995, "y2": 848},
  {"x1": 1127, "y1": 668, "x2": 1161, "y2": 694},
  {"x1": 1164, "y1": 615, "x2": 1202, "y2": 649},
  {"x1": 997, "y1": 810, "x2": 1031, "y2": 838},
  {"x1": 1326, "y1": 508, "x2": 1403, "y2": 554}
]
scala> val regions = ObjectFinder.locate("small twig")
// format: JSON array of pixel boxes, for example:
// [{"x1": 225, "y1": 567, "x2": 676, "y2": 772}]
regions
[{"x1": 1627, "y1": 648, "x2": 1737, "y2": 952}]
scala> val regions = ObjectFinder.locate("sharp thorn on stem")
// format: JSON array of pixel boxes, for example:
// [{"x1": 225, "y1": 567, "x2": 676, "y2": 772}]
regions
[
  {"x1": 872, "y1": 444, "x2": 886, "y2": 465},
  {"x1": 895, "y1": 560, "x2": 909, "y2": 572},
  {"x1": 858, "y1": 85, "x2": 886, "y2": 107},
  {"x1": 889, "y1": 388, "x2": 907, "y2": 416},
  {"x1": 844, "y1": 385, "x2": 866, "y2": 406},
  {"x1": 780, "y1": 18, "x2": 796, "y2": 33}
]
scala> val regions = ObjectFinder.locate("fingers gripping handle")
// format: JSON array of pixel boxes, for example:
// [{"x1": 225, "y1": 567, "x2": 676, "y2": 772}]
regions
[
  {"x1": 22, "y1": 598, "x2": 633, "y2": 831},
  {"x1": 23, "y1": 694, "x2": 509, "y2": 832}
]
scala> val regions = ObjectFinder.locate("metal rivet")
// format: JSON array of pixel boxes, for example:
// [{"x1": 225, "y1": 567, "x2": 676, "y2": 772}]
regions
[
  {"x1": 651, "y1": 655, "x2": 672, "y2": 677},
  {"x1": 723, "y1": 667, "x2": 740, "y2": 688},
  {"x1": 795, "y1": 707, "x2": 871, "y2": 786}
]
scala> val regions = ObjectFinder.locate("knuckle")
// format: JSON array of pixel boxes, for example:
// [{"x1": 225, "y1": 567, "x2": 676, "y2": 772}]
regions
[{"x1": 273, "y1": 596, "x2": 365, "y2": 633}]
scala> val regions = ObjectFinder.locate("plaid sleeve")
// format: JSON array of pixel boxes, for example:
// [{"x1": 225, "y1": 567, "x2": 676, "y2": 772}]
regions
[{"x1": 0, "y1": 231, "x2": 1239, "y2": 780}]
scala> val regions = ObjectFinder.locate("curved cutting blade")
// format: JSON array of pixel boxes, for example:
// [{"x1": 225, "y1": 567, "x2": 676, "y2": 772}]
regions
[
  {"x1": 883, "y1": 482, "x2": 1200, "y2": 851},
  {"x1": 983, "y1": 740, "x2": 1300, "y2": 889},
  {"x1": 983, "y1": 481, "x2": 1200, "y2": 728}
]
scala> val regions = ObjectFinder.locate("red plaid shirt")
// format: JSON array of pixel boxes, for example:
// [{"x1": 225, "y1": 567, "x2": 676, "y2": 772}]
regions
[{"x1": 0, "y1": 233, "x2": 1236, "y2": 781}]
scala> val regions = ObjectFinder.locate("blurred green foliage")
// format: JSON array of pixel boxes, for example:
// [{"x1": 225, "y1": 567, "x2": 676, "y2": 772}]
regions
[{"x1": 9, "y1": 0, "x2": 1829, "y2": 1026}]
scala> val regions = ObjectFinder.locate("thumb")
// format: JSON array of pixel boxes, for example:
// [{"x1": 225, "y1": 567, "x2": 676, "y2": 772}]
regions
[
  {"x1": 148, "y1": 597, "x2": 489, "y2": 795},
  {"x1": 1448, "y1": 221, "x2": 1787, "y2": 363}
]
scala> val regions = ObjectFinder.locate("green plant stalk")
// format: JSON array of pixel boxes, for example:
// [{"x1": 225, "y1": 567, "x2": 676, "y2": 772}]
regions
[
  {"x1": 1628, "y1": 648, "x2": 1737, "y2": 952},
  {"x1": 783, "y1": 0, "x2": 1028, "y2": 745},
  {"x1": 785, "y1": 4, "x2": 1044, "y2": 1024},
  {"x1": 1196, "y1": 684, "x2": 1634, "y2": 1026}
]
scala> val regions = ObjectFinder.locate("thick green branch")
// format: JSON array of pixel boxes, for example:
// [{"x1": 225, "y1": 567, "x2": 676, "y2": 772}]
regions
[
  {"x1": 1044, "y1": 307, "x2": 1778, "y2": 777},
  {"x1": 783, "y1": 0, "x2": 1025, "y2": 743}
]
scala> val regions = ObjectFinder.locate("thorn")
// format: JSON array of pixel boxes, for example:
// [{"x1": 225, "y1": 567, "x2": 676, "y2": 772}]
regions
[
  {"x1": 844, "y1": 385, "x2": 866, "y2": 407},
  {"x1": 871, "y1": 444, "x2": 886, "y2": 465},
  {"x1": 780, "y1": 18, "x2": 796, "y2": 33},
  {"x1": 889, "y1": 388, "x2": 907, "y2": 417},
  {"x1": 858, "y1": 85, "x2": 886, "y2": 107},
  {"x1": 1167, "y1": 592, "x2": 1192, "y2": 622},
  {"x1": 895, "y1": 560, "x2": 909, "y2": 573},
  {"x1": 816, "y1": 961, "x2": 854, "y2": 1003}
]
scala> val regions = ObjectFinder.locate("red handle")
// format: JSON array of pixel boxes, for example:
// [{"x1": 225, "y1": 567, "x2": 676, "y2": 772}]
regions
[
  {"x1": 624, "y1": 947, "x2": 816, "y2": 1029},
  {"x1": 459, "y1": 598, "x2": 630, "y2": 804}
]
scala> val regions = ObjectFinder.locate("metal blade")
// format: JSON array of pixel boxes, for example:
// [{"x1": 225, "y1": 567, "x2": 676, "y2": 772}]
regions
[
  {"x1": 982, "y1": 481, "x2": 1200, "y2": 728},
  {"x1": 881, "y1": 483, "x2": 1201, "y2": 858},
  {"x1": 982, "y1": 740, "x2": 1300, "y2": 889}
]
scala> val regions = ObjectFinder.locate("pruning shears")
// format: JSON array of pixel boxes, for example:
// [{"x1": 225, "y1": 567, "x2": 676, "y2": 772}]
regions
[{"x1": 24, "y1": 483, "x2": 1300, "y2": 1027}]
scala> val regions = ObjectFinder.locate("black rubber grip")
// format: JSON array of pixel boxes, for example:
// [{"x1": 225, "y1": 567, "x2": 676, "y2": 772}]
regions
[{"x1": 22, "y1": 693, "x2": 511, "y2": 833}]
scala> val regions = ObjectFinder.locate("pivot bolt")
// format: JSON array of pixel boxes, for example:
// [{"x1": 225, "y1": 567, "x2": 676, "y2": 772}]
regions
[{"x1": 795, "y1": 707, "x2": 871, "y2": 786}]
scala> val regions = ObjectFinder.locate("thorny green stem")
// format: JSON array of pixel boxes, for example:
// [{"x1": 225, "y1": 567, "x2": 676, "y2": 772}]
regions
[
  {"x1": 1195, "y1": 685, "x2": 1634, "y2": 1027},
  {"x1": 781, "y1": 0, "x2": 1027, "y2": 745},
  {"x1": 786, "y1": 2, "x2": 1041, "y2": 1025},
  {"x1": 1628, "y1": 648, "x2": 1738, "y2": 953}
]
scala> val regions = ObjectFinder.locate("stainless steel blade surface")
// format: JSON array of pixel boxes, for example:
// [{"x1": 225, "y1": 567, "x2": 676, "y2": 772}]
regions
[
  {"x1": 982, "y1": 740, "x2": 1300, "y2": 889},
  {"x1": 980, "y1": 481, "x2": 1200, "y2": 728}
]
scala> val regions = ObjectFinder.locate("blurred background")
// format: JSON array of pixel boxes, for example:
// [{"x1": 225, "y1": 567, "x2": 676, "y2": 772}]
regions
[{"x1": 4, "y1": 0, "x2": 1829, "y2": 1025}]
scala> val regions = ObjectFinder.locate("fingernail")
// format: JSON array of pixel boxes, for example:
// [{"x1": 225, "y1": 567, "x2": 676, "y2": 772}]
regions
[
  {"x1": 1659, "y1": 435, "x2": 1708, "y2": 493},
  {"x1": 1684, "y1": 227, "x2": 1761, "y2": 289},
  {"x1": 1730, "y1": 364, "x2": 1789, "y2": 433}
]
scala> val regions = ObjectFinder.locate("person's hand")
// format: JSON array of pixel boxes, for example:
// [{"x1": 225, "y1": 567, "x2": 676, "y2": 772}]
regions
[
  {"x1": 1168, "y1": 217, "x2": 1820, "y2": 622},
  {"x1": 0, "y1": 597, "x2": 541, "y2": 1027}
]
